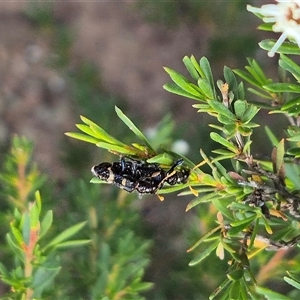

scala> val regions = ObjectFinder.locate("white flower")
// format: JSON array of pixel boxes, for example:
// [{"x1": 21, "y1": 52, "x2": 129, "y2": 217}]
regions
[
  {"x1": 247, "y1": 0, "x2": 300, "y2": 57},
  {"x1": 172, "y1": 139, "x2": 189, "y2": 155}
]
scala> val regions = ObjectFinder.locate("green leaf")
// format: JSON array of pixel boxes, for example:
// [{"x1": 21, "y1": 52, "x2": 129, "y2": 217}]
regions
[
  {"x1": 209, "y1": 278, "x2": 231, "y2": 300},
  {"x1": 54, "y1": 239, "x2": 91, "y2": 249},
  {"x1": 265, "y1": 126, "x2": 279, "y2": 147},
  {"x1": 247, "y1": 58, "x2": 269, "y2": 84},
  {"x1": 32, "y1": 265, "x2": 61, "y2": 297},
  {"x1": 39, "y1": 210, "x2": 53, "y2": 240},
  {"x1": 279, "y1": 54, "x2": 300, "y2": 82},
  {"x1": 90, "y1": 177, "x2": 108, "y2": 184},
  {"x1": 247, "y1": 87, "x2": 273, "y2": 100},
  {"x1": 284, "y1": 271, "x2": 300, "y2": 290},
  {"x1": 199, "y1": 57, "x2": 217, "y2": 99},
  {"x1": 163, "y1": 82, "x2": 204, "y2": 100},
  {"x1": 210, "y1": 132, "x2": 237, "y2": 153},
  {"x1": 259, "y1": 39, "x2": 300, "y2": 55},
  {"x1": 75, "y1": 124, "x2": 96, "y2": 138},
  {"x1": 164, "y1": 67, "x2": 201, "y2": 97},
  {"x1": 218, "y1": 114, "x2": 235, "y2": 125},
  {"x1": 234, "y1": 100, "x2": 247, "y2": 119},
  {"x1": 115, "y1": 106, "x2": 155, "y2": 152},
  {"x1": 198, "y1": 78, "x2": 214, "y2": 99},
  {"x1": 146, "y1": 153, "x2": 175, "y2": 165},
  {"x1": 263, "y1": 82, "x2": 300, "y2": 93},
  {"x1": 233, "y1": 69, "x2": 262, "y2": 89},
  {"x1": 43, "y1": 221, "x2": 87, "y2": 252},
  {"x1": 281, "y1": 96, "x2": 300, "y2": 111},
  {"x1": 6, "y1": 233, "x2": 24, "y2": 262},
  {"x1": 22, "y1": 212, "x2": 31, "y2": 245},
  {"x1": 188, "y1": 225, "x2": 221, "y2": 252},
  {"x1": 284, "y1": 276, "x2": 300, "y2": 290},
  {"x1": 229, "y1": 215, "x2": 256, "y2": 235},
  {"x1": 90, "y1": 124, "x2": 125, "y2": 146},
  {"x1": 209, "y1": 100, "x2": 236, "y2": 120},
  {"x1": 255, "y1": 286, "x2": 290, "y2": 300},
  {"x1": 96, "y1": 141, "x2": 138, "y2": 156},
  {"x1": 10, "y1": 224, "x2": 23, "y2": 245},
  {"x1": 65, "y1": 132, "x2": 100, "y2": 144},
  {"x1": 183, "y1": 55, "x2": 200, "y2": 81},
  {"x1": 189, "y1": 240, "x2": 219, "y2": 266},
  {"x1": 275, "y1": 139, "x2": 285, "y2": 175},
  {"x1": 191, "y1": 55, "x2": 205, "y2": 77},
  {"x1": 186, "y1": 192, "x2": 221, "y2": 210},
  {"x1": 224, "y1": 66, "x2": 238, "y2": 92},
  {"x1": 241, "y1": 105, "x2": 260, "y2": 123}
]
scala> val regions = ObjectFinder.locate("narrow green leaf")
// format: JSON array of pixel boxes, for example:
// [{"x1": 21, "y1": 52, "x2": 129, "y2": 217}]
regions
[
  {"x1": 146, "y1": 153, "x2": 174, "y2": 165},
  {"x1": 163, "y1": 82, "x2": 204, "y2": 101},
  {"x1": 224, "y1": 66, "x2": 238, "y2": 91},
  {"x1": 264, "y1": 126, "x2": 279, "y2": 147},
  {"x1": 90, "y1": 123, "x2": 125, "y2": 146},
  {"x1": 259, "y1": 39, "x2": 300, "y2": 55},
  {"x1": 229, "y1": 280, "x2": 241, "y2": 299},
  {"x1": 279, "y1": 54, "x2": 300, "y2": 82},
  {"x1": 209, "y1": 100, "x2": 236, "y2": 120},
  {"x1": 234, "y1": 100, "x2": 247, "y2": 119},
  {"x1": 55, "y1": 239, "x2": 91, "y2": 249},
  {"x1": 6, "y1": 233, "x2": 24, "y2": 262},
  {"x1": 199, "y1": 57, "x2": 217, "y2": 99},
  {"x1": 242, "y1": 105, "x2": 260, "y2": 123},
  {"x1": 284, "y1": 276, "x2": 300, "y2": 290},
  {"x1": 218, "y1": 114, "x2": 235, "y2": 125},
  {"x1": 191, "y1": 55, "x2": 205, "y2": 78},
  {"x1": 210, "y1": 132, "x2": 237, "y2": 152},
  {"x1": 188, "y1": 225, "x2": 221, "y2": 252},
  {"x1": 255, "y1": 286, "x2": 290, "y2": 300},
  {"x1": 32, "y1": 265, "x2": 61, "y2": 297},
  {"x1": 75, "y1": 124, "x2": 96, "y2": 137},
  {"x1": 281, "y1": 96, "x2": 300, "y2": 110},
  {"x1": 43, "y1": 221, "x2": 87, "y2": 252},
  {"x1": 22, "y1": 214, "x2": 31, "y2": 246},
  {"x1": 233, "y1": 69, "x2": 262, "y2": 88},
  {"x1": 183, "y1": 56, "x2": 200, "y2": 81},
  {"x1": 209, "y1": 278, "x2": 231, "y2": 300},
  {"x1": 96, "y1": 141, "x2": 138, "y2": 156},
  {"x1": 80, "y1": 115, "x2": 100, "y2": 127},
  {"x1": 65, "y1": 132, "x2": 100, "y2": 144},
  {"x1": 115, "y1": 106, "x2": 154, "y2": 151},
  {"x1": 275, "y1": 139, "x2": 285, "y2": 175},
  {"x1": 247, "y1": 87, "x2": 273, "y2": 99},
  {"x1": 198, "y1": 78, "x2": 214, "y2": 99},
  {"x1": 39, "y1": 210, "x2": 53, "y2": 240},
  {"x1": 229, "y1": 216, "x2": 256, "y2": 235},
  {"x1": 247, "y1": 58, "x2": 269, "y2": 84},
  {"x1": 186, "y1": 192, "x2": 219, "y2": 210},
  {"x1": 11, "y1": 225, "x2": 23, "y2": 245},
  {"x1": 263, "y1": 82, "x2": 300, "y2": 93},
  {"x1": 164, "y1": 67, "x2": 201, "y2": 96},
  {"x1": 189, "y1": 240, "x2": 219, "y2": 266}
]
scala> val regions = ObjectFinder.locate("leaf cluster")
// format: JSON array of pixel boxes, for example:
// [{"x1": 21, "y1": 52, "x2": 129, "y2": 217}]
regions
[{"x1": 66, "y1": 51, "x2": 300, "y2": 298}]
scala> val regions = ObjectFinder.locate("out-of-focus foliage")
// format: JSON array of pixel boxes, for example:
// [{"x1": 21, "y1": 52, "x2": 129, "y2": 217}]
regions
[{"x1": 3, "y1": 1, "x2": 300, "y2": 300}]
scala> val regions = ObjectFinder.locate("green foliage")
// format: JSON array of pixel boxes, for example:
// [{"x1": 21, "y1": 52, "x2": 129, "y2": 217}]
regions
[
  {"x1": 4, "y1": 2, "x2": 300, "y2": 299},
  {"x1": 162, "y1": 48, "x2": 300, "y2": 297},
  {"x1": 0, "y1": 136, "x2": 89, "y2": 299},
  {"x1": 0, "y1": 135, "x2": 153, "y2": 299},
  {"x1": 67, "y1": 48, "x2": 300, "y2": 299}
]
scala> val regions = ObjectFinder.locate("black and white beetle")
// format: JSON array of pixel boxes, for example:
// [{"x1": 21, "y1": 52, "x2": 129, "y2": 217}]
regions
[{"x1": 91, "y1": 157, "x2": 190, "y2": 195}]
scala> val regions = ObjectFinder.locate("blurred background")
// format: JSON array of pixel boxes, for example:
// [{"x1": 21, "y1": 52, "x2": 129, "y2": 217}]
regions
[{"x1": 0, "y1": 1, "x2": 281, "y2": 299}]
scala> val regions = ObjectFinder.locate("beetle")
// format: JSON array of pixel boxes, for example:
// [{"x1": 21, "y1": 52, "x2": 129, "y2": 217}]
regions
[{"x1": 91, "y1": 157, "x2": 190, "y2": 195}]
